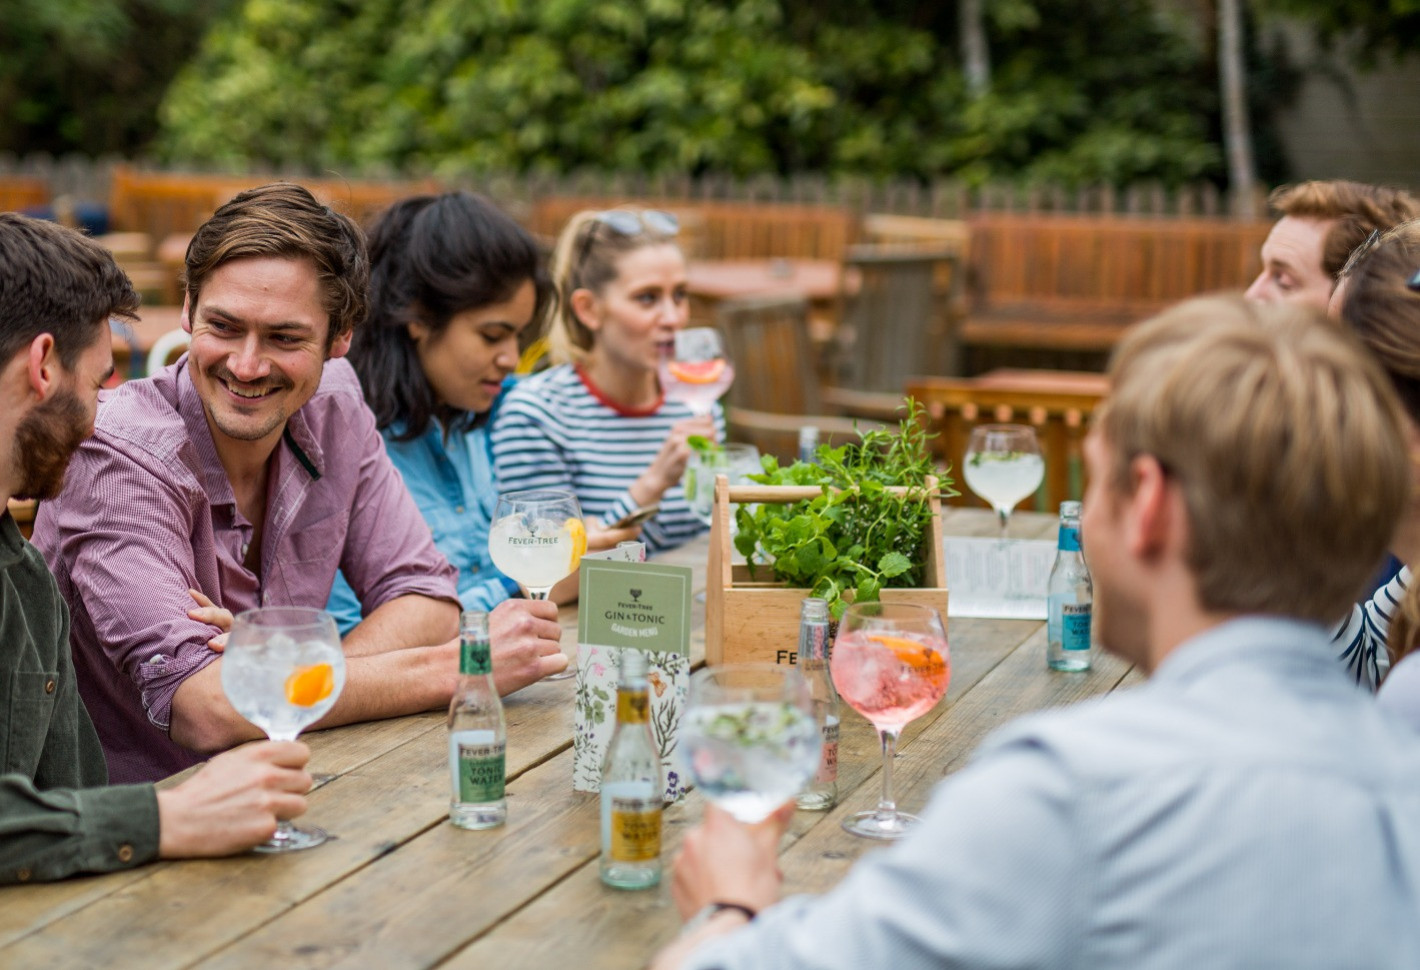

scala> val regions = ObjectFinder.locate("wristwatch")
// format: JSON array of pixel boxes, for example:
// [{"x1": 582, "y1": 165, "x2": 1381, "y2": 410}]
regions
[{"x1": 683, "y1": 901, "x2": 757, "y2": 935}]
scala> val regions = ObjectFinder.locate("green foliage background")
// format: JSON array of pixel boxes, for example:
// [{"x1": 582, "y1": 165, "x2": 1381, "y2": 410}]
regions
[
  {"x1": 152, "y1": 0, "x2": 1226, "y2": 186},
  {"x1": 0, "y1": 0, "x2": 232, "y2": 155}
]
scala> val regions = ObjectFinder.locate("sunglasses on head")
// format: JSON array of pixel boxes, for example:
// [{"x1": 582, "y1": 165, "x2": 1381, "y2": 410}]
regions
[{"x1": 576, "y1": 210, "x2": 680, "y2": 269}]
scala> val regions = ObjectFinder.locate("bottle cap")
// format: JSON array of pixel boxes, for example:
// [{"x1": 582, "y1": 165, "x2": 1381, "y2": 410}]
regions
[
  {"x1": 460, "y1": 610, "x2": 490, "y2": 639},
  {"x1": 1059, "y1": 501, "x2": 1082, "y2": 517},
  {"x1": 800, "y1": 597, "x2": 829, "y2": 622},
  {"x1": 620, "y1": 648, "x2": 649, "y2": 683}
]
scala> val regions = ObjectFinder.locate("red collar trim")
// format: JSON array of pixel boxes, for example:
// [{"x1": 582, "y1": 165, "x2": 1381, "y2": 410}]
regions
[{"x1": 575, "y1": 364, "x2": 664, "y2": 417}]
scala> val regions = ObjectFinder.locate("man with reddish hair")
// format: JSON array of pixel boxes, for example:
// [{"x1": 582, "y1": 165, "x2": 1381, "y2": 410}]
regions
[{"x1": 1244, "y1": 179, "x2": 1419, "y2": 309}]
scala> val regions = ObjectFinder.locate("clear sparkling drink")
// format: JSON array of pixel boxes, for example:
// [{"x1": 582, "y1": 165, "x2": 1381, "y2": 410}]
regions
[
  {"x1": 488, "y1": 514, "x2": 577, "y2": 590},
  {"x1": 1047, "y1": 501, "x2": 1093, "y2": 671},
  {"x1": 682, "y1": 700, "x2": 821, "y2": 822},
  {"x1": 222, "y1": 634, "x2": 345, "y2": 741},
  {"x1": 599, "y1": 651, "x2": 662, "y2": 889},
  {"x1": 795, "y1": 597, "x2": 839, "y2": 811},
  {"x1": 448, "y1": 612, "x2": 507, "y2": 829},
  {"x1": 962, "y1": 452, "x2": 1046, "y2": 515}
]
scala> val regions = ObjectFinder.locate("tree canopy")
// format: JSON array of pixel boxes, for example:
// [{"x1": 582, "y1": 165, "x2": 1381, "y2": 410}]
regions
[{"x1": 153, "y1": 0, "x2": 1227, "y2": 186}]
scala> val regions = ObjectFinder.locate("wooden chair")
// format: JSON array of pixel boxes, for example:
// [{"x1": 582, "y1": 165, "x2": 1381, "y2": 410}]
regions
[
  {"x1": 906, "y1": 375, "x2": 1106, "y2": 511},
  {"x1": 716, "y1": 294, "x2": 897, "y2": 461},
  {"x1": 835, "y1": 245, "x2": 963, "y2": 394}
]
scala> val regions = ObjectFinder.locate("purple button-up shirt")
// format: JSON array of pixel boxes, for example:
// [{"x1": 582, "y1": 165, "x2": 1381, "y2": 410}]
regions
[{"x1": 33, "y1": 356, "x2": 458, "y2": 783}]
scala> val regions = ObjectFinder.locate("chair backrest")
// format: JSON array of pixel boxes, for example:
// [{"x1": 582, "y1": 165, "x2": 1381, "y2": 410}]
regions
[
  {"x1": 7, "y1": 498, "x2": 36, "y2": 541},
  {"x1": 838, "y1": 245, "x2": 961, "y2": 394},
  {"x1": 717, "y1": 294, "x2": 821, "y2": 416},
  {"x1": 907, "y1": 375, "x2": 1105, "y2": 511}
]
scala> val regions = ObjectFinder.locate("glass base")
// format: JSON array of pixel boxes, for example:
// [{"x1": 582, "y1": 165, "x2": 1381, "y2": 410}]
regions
[
  {"x1": 841, "y1": 809, "x2": 920, "y2": 841},
  {"x1": 543, "y1": 667, "x2": 576, "y2": 681},
  {"x1": 252, "y1": 823, "x2": 328, "y2": 853}
]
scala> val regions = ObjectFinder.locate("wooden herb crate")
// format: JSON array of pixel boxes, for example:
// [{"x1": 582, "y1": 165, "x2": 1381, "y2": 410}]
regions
[{"x1": 704, "y1": 476, "x2": 948, "y2": 665}]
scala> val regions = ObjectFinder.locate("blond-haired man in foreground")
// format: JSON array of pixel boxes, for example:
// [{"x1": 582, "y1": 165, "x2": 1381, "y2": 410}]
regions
[{"x1": 657, "y1": 296, "x2": 1420, "y2": 969}]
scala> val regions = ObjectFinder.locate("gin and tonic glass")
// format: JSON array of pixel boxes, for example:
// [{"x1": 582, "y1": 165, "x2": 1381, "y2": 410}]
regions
[
  {"x1": 488, "y1": 488, "x2": 586, "y2": 680},
  {"x1": 681, "y1": 663, "x2": 822, "y2": 823},
  {"x1": 659, "y1": 327, "x2": 735, "y2": 417},
  {"x1": 221, "y1": 606, "x2": 346, "y2": 852},
  {"x1": 963, "y1": 424, "x2": 1045, "y2": 539},
  {"x1": 831, "y1": 602, "x2": 950, "y2": 840}
]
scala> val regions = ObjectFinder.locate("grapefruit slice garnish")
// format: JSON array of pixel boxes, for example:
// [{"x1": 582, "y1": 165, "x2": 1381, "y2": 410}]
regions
[
  {"x1": 284, "y1": 663, "x2": 335, "y2": 707},
  {"x1": 667, "y1": 358, "x2": 727, "y2": 385}
]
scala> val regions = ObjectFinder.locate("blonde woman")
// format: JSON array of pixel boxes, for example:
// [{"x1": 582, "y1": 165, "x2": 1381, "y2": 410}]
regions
[{"x1": 492, "y1": 210, "x2": 722, "y2": 553}]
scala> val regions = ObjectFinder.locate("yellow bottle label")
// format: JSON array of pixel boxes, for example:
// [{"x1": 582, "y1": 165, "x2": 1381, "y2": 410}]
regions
[
  {"x1": 616, "y1": 689, "x2": 650, "y2": 724},
  {"x1": 610, "y1": 796, "x2": 661, "y2": 862}
]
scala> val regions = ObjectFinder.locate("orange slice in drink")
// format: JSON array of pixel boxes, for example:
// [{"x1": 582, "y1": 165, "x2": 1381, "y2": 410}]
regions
[
  {"x1": 285, "y1": 663, "x2": 335, "y2": 707},
  {"x1": 666, "y1": 358, "x2": 727, "y2": 385},
  {"x1": 868, "y1": 634, "x2": 949, "y2": 684},
  {"x1": 566, "y1": 517, "x2": 587, "y2": 571}
]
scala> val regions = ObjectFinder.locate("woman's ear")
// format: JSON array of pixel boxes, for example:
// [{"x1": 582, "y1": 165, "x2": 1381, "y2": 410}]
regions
[
  {"x1": 570, "y1": 288, "x2": 601, "y2": 332},
  {"x1": 406, "y1": 320, "x2": 431, "y2": 346}
]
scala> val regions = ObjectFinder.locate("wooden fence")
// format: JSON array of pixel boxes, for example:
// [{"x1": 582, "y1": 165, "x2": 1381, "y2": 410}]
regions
[{"x1": 0, "y1": 153, "x2": 1270, "y2": 221}]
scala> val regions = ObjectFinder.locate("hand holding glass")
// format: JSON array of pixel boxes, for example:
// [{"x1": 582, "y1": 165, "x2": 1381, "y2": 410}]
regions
[
  {"x1": 659, "y1": 327, "x2": 735, "y2": 417},
  {"x1": 220, "y1": 606, "x2": 346, "y2": 852},
  {"x1": 488, "y1": 488, "x2": 586, "y2": 680},
  {"x1": 963, "y1": 424, "x2": 1044, "y2": 538},
  {"x1": 681, "y1": 663, "x2": 822, "y2": 823},
  {"x1": 831, "y1": 602, "x2": 950, "y2": 840}
]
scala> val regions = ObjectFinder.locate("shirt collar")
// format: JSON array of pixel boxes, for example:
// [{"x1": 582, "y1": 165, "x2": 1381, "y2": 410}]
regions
[{"x1": 1149, "y1": 615, "x2": 1337, "y2": 688}]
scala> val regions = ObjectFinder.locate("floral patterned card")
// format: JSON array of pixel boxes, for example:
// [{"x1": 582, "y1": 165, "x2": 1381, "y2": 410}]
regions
[{"x1": 573, "y1": 559, "x2": 692, "y2": 801}]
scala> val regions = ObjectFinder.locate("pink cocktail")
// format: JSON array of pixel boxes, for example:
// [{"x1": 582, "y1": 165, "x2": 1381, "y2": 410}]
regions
[
  {"x1": 659, "y1": 327, "x2": 734, "y2": 417},
  {"x1": 831, "y1": 602, "x2": 950, "y2": 840},
  {"x1": 831, "y1": 631, "x2": 950, "y2": 731}
]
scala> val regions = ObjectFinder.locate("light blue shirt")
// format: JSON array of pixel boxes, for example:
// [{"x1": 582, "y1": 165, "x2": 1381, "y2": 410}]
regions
[
  {"x1": 690, "y1": 617, "x2": 1420, "y2": 970},
  {"x1": 327, "y1": 409, "x2": 518, "y2": 633}
]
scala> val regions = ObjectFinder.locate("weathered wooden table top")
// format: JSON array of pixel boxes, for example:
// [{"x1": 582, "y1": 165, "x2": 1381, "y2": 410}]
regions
[{"x1": 0, "y1": 508, "x2": 1141, "y2": 970}]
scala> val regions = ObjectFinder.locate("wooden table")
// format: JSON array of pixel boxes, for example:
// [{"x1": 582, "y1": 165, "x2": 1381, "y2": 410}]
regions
[{"x1": 0, "y1": 509, "x2": 1140, "y2": 969}]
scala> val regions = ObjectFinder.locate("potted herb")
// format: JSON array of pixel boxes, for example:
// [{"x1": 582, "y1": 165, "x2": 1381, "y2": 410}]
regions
[{"x1": 705, "y1": 404, "x2": 955, "y2": 665}]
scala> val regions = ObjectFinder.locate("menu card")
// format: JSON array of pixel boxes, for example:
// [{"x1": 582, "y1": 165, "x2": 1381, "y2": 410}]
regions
[
  {"x1": 943, "y1": 536, "x2": 1056, "y2": 619},
  {"x1": 572, "y1": 558, "x2": 692, "y2": 801}
]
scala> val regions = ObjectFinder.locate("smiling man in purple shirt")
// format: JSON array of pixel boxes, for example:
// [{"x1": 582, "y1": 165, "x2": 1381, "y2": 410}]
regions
[{"x1": 33, "y1": 184, "x2": 565, "y2": 783}]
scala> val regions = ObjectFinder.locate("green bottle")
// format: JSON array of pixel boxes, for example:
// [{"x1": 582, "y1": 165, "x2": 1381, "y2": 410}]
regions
[{"x1": 448, "y1": 611, "x2": 507, "y2": 829}]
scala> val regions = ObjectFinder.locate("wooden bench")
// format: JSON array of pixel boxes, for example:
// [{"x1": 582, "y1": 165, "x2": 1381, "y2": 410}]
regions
[
  {"x1": 960, "y1": 213, "x2": 1272, "y2": 372},
  {"x1": 528, "y1": 197, "x2": 859, "y2": 261}
]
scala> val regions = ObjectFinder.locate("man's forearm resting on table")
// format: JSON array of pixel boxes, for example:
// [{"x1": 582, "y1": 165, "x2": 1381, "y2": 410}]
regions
[
  {"x1": 171, "y1": 646, "x2": 456, "y2": 752},
  {"x1": 341, "y1": 593, "x2": 459, "y2": 657}
]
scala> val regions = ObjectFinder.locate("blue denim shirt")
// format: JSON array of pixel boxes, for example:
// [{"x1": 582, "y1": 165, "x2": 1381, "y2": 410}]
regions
[{"x1": 327, "y1": 397, "x2": 519, "y2": 633}]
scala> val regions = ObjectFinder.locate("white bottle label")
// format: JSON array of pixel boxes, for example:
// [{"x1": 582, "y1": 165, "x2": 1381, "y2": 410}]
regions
[{"x1": 816, "y1": 716, "x2": 839, "y2": 784}]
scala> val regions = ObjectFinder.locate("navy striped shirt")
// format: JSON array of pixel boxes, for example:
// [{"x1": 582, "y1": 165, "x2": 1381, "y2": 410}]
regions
[{"x1": 491, "y1": 364, "x2": 724, "y2": 554}]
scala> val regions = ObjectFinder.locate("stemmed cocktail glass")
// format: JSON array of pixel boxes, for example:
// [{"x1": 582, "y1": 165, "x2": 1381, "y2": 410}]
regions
[
  {"x1": 963, "y1": 424, "x2": 1044, "y2": 539},
  {"x1": 680, "y1": 663, "x2": 822, "y2": 822},
  {"x1": 659, "y1": 328, "x2": 735, "y2": 417},
  {"x1": 221, "y1": 606, "x2": 346, "y2": 852},
  {"x1": 831, "y1": 602, "x2": 950, "y2": 840},
  {"x1": 685, "y1": 442, "x2": 761, "y2": 527},
  {"x1": 488, "y1": 488, "x2": 587, "y2": 680}
]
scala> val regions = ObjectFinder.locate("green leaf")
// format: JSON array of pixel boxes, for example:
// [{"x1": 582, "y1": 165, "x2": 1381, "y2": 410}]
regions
[{"x1": 878, "y1": 550, "x2": 913, "y2": 578}]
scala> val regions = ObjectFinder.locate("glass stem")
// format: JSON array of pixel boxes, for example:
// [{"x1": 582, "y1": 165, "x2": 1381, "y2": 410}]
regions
[
  {"x1": 996, "y1": 507, "x2": 1009, "y2": 538},
  {"x1": 877, "y1": 728, "x2": 900, "y2": 819}
]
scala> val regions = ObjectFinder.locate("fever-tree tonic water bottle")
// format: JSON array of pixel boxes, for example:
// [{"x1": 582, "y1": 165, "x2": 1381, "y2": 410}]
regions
[
  {"x1": 599, "y1": 650, "x2": 663, "y2": 889},
  {"x1": 795, "y1": 597, "x2": 839, "y2": 810},
  {"x1": 448, "y1": 611, "x2": 507, "y2": 829},
  {"x1": 1047, "y1": 501, "x2": 1093, "y2": 671}
]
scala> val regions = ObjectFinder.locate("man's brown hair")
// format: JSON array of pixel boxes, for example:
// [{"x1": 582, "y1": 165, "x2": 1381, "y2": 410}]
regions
[
  {"x1": 1101, "y1": 295, "x2": 1409, "y2": 626},
  {"x1": 184, "y1": 183, "x2": 369, "y2": 347},
  {"x1": 0, "y1": 213, "x2": 138, "y2": 368},
  {"x1": 1269, "y1": 180, "x2": 1420, "y2": 283}
]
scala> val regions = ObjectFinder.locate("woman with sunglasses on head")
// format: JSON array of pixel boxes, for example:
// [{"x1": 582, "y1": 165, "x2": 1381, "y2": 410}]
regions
[
  {"x1": 491, "y1": 208, "x2": 722, "y2": 554},
  {"x1": 325, "y1": 193, "x2": 603, "y2": 645},
  {"x1": 1326, "y1": 221, "x2": 1420, "y2": 712}
]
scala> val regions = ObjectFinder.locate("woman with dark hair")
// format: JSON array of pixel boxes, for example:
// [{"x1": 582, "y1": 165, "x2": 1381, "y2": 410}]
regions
[{"x1": 326, "y1": 192, "x2": 564, "y2": 629}]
